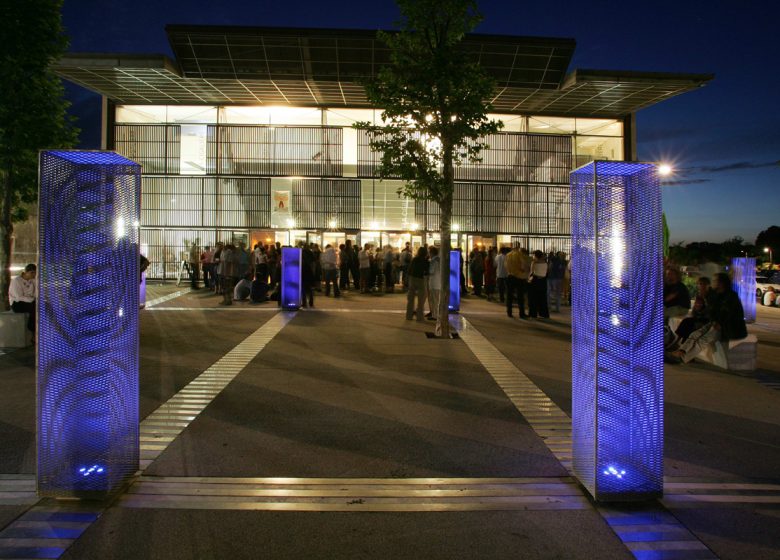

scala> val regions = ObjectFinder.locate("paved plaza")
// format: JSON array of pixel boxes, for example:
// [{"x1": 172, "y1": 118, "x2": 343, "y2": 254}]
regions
[{"x1": 1, "y1": 285, "x2": 779, "y2": 559}]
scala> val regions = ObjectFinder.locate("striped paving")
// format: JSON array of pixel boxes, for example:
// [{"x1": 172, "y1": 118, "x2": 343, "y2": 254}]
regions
[
  {"x1": 663, "y1": 477, "x2": 780, "y2": 508},
  {"x1": 0, "y1": 475, "x2": 37, "y2": 506},
  {"x1": 139, "y1": 311, "x2": 295, "y2": 469},
  {"x1": 450, "y1": 315, "x2": 573, "y2": 472},
  {"x1": 119, "y1": 476, "x2": 589, "y2": 512},
  {"x1": 450, "y1": 314, "x2": 719, "y2": 560},
  {"x1": 0, "y1": 501, "x2": 101, "y2": 560},
  {"x1": 143, "y1": 289, "x2": 190, "y2": 309}
]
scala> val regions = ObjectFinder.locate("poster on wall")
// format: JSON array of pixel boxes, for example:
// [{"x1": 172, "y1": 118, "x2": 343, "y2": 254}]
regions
[{"x1": 271, "y1": 188, "x2": 293, "y2": 228}]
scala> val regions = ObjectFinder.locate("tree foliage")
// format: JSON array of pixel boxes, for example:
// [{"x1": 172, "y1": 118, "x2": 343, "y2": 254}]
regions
[
  {"x1": 354, "y1": 0, "x2": 501, "y2": 336},
  {"x1": 755, "y1": 226, "x2": 780, "y2": 262},
  {"x1": 0, "y1": 0, "x2": 77, "y2": 306}
]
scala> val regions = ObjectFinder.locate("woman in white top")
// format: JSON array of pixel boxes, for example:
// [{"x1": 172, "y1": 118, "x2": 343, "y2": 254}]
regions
[{"x1": 528, "y1": 250, "x2": 549, "y2": 319}]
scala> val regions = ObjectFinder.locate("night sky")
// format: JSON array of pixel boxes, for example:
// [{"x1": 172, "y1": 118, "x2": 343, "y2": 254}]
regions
[{"x1": 61, "y1": 0, "x2": 779, "y2": 244}]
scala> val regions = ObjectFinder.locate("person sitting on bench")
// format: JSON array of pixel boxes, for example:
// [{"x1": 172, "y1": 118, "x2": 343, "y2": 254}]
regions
[
  {"x1": 666, "y1": 272, "x2": 747, "y2": 364},
  {"x1": 9, "y1": 264, "x2": 37, "y2": 339}
]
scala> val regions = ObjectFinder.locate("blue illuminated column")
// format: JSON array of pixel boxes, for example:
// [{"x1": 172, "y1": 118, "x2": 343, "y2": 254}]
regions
[
  {"x1": 570, "y1": 161, "x2": 664, "y2": 501},
  {"x1": 731, "y1": 257, "x2": 756, "y2": 323},
  {"x1": 38, "y1": 150, "x2": 141, "y2": 498},
  {"x1": 281, "y1": 247, "x2": 303, "y2": 309},
  {"x1": 448, "y1": 250, "x2": 461, "y2": 312}
]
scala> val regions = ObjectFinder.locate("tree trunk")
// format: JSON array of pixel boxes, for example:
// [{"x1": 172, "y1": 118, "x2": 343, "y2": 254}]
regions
[
  {"x1": 0, "y1": 169, "x2": 13, "y2": 311},
  {"x1": 435, "y1": 142, "x2": 455, "y2": 338}
]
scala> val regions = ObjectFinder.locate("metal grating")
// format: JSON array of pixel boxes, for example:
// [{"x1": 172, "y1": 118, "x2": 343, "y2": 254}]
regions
[
  {"x1": 570, "y1": 161, "x2": 663, "y2": 502},
  {"x1": 416, "y1": 182, "x2": 570, "y2": 236},
  {"x1": 359, "y1": 131, "x2": 571, "y2": 183},
  {"x1": 731, "y1": 257, "x2": 756, "y2": 324},
  {"x1": 291, "y1": 179, "x2": 361, "y2": 229},
  {"x1": 38, "y1": 150, "x2": 141, "y2": 498},
  {"x1": 141, "y1": 175, "x2": 271, "y2": 229},
  {"x1": 207, "y1": 125, "x2": 342, "y2": 176},
  {"x1": 115, "y1": 124, "x2": 180, "y2": 174},
  {"x1": 281, "y1": 247, "x2": 302, "y2": 309}
]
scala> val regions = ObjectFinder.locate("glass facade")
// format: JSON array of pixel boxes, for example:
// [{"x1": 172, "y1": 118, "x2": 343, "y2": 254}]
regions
[{"x1": 114, "y1": 105, "x2": 625, "y2": 278}]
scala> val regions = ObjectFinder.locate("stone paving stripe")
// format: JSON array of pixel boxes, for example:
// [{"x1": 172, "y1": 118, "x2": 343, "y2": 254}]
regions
[
  {"x1": 137, "y1": 311, "x2": 294, "y2": 470},
  {"x1": 0, "y1": 502, "x2": 100, "y2": 560},
  {"x1": 450, "y1": 314, "x2": 720, "y2": 560},
  {"x1": 0, "y1": 476, "x2": 37, "y2": 506},
  {"x1": 117, "y1": 476, "x2": 589, "y2": 512},
  {"x1": 142, "y1": 289, "x2": 190, "y2": 309}
]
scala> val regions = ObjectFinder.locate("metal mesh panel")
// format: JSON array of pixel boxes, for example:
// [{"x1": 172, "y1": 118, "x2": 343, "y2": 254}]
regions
[
  {"x1": 114, "y1": 124, "x2": 180, "y2": 174},
  {"x1": 207, "y1": 125, "x2": 342, "y2": 176},
  {"x1": 141, "y1": 176, "x2": 270, "y2": 229},
  {"x1": 570, "y1": 161, "x2": 663, "y2": 502},
  {"x1": 292, "y1": 179, "x2": 361, "y2": 229},
  {"x1": 281, "y1": 247, "x2": 302, "y2": 309},
  {"x1": 449, "y1": 251, "x2": 461, "y2": 311},
  {"x1": 731, "y1": 257, "x2": 756, "y2": 323},
  {"x1": 38, "y1": 150, "x2": 140, "y2": 498},
  {"x1": 416, "y1": 182, "x2": 570, "y2": 236},
  {"x1": 358, "y1": 131, "x2": 571, "y2": 183}
]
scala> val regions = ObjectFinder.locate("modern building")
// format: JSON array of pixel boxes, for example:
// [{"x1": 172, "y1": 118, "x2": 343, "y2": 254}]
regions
[{"x1": 55, "y1": 26, "x2": 711, "y2": 279}]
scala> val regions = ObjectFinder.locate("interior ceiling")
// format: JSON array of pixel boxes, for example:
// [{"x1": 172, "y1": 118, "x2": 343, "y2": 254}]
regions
[{"x1": 54, "y1": 26, "x2": 712, "y2": 117}]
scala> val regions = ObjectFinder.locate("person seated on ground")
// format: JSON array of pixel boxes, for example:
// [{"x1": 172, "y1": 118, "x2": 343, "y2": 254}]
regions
[
  {"x1": 763, "y1": 286, "x2": 777, "y2": 307},
  {"x1": 250, "y1": 275, "x2": 269, "y2": 303},
  {"x1": 664, "y1": 268, "x2": 691, "y2": 321},
  {"x1": 666, "y1": 272, "x2": 747, "y2": 364},
  {"x1": 667, "y1": 277, "x2": 713, "y2": 349},
  {"x1": 233, "y1": 274, "x2": 252, "y2": 301},
  {"x1": 9, "y1": 263, "x2": 37, "y2": 339}
]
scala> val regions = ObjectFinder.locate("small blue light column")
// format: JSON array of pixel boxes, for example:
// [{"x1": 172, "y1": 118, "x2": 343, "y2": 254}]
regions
[
  {"x1": 731, "y1": 257, "x2": 756, "y2": 323},
  {"x1": 38, "y1": 150, "x2": 141, "y2": 498},
  {"x1": 570, "y1": 161, "x2": 664, "y2": 501},
  {"x1": 281, "y1": 247, "x2": 303, "y2": 309},
  {"x1": 448, "y1": 250, "x2": 461, "y2": 312}
]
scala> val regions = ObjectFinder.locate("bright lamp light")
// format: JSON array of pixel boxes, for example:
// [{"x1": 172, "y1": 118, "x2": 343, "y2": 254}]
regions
[{"x1": 657, "y1": 163, "x2": 673, "y2": 176}]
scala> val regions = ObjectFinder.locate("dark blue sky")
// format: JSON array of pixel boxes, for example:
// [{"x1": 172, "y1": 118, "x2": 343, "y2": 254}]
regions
[{"x1": 62, "y1": 0, "x2": 779, "y2": 244}]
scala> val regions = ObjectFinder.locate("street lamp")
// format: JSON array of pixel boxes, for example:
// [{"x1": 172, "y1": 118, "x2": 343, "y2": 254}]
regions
[{"x1": 764, "y1": 247, "x2": 773, "y2": 266}]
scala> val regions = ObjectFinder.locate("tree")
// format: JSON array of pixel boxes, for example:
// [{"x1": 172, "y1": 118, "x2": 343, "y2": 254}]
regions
[
  {"x1": 755, "y1": 226, "x2": 780, "y2": 263},
  {"x1": 0, "y1": 0, "x2": 78, "y2": 308},
  {"x1": 355, "y1": 0, "x2": 501, "y2": 337}
]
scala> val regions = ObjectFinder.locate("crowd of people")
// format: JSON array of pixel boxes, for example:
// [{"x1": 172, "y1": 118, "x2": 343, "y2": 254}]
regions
[
  {"x1": 663, "y1": 268, "x2": 748, "y2": 365},
  {"x1": 185, "y1": 239, "x2": 571, "y2": 321}
]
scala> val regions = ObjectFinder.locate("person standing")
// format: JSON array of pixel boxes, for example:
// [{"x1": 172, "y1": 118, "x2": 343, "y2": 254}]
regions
[
  {"x1": 495, "y1": 247, "x2": 508, "y2": 303},
  {"x1": 383, "y1": 245, "x2": 395, "y2": 293},
  {"x1": 321, "y1": 244, "x2": 340, "y2": 297},
  {"x1": 547, "y1": 251, "x2": 566, "y2": 313},
  {"x1": 200, "y1": 245, "x2": 212, "y2": 289},
  {"x1": 406, "y1": 246, "x2": 429, "y2": 321},
  {"x1": 469, "y1": 248, "x2": 485, "y2": 297},
  {"x1": 399, "y1": 242, "x2": 412, "y2": 289},
  {"x1": 358, "y1": 244, "x2": 372, "y2": 293},
  {"x1": 9, "y1": 264, "x2": 37, "y2": 338},
  {"x1": 505, "y1": 245, "x2": 529, "y2": 318},
  {"x1": 528, "y1": 250, "x2": 550, "y2": 319},
  {"x1": 484, "y1": 247, "x2": 497, "y2": 302},
  {"x1": 188, "y1": 241, "x2": 201, "y2": 289},
  {"x1": 346, "y1": 239, "x2": 360, "y2": 290},
  {"x1": 338, "y1": 243, "x2": 351, "y2": 290},
  {"x1": 427, "y1": 246, "x2": 441, "y2": 320},
  {"x1": 302, "y1": 244, "x2": 316, "y2": 307},
  {"x1": 220, "y1": 243, "x2": 237, "y2": 305}
]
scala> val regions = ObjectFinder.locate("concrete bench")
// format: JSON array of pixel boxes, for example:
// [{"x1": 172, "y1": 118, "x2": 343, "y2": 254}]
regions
[
  {"x1": 668, "y1": 316, "x2": 757, "y2": 372},
  {"x1": 0, "y1": 311, "x2": 33, "y2": 348}
]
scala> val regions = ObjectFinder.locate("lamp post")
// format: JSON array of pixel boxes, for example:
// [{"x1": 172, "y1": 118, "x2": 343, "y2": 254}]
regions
[{"x1": 764, "y1": 247, "x2": 773, "y2": 267}]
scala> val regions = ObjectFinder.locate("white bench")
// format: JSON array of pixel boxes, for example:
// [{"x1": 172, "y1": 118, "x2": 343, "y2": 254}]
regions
[
  {"x1": 668, "y1": 316, "x2": 757, "y2": 372},
  {"x1": 0, "y1": 311, "x2": 32, "y2": 348}
]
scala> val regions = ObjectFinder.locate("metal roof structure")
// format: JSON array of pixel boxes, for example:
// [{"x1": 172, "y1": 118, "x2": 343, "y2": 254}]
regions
[{"x1": 54, "y1": 26, "x2": 712, "y2": 117}]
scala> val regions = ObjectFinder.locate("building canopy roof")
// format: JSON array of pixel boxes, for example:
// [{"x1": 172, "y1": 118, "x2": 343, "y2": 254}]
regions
[{"x1": 54, "y1": 25, "x2": 712, "y2": 117}]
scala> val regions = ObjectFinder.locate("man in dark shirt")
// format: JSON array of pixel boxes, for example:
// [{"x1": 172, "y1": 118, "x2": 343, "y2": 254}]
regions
[
  {"x1": 664, "y1": 268, "x2": 691, "y2": 320},
  {"x1": 667, "y1": 272, "x2": 747, "y2": 364}
]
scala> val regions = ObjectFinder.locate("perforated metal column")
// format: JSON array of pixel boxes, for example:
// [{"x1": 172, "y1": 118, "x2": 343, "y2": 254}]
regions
[
  {"x1": 281, "y1": 247, "x2": 303, "y2": 309},
  {"x1": 448, "y1": 251, "x2": 461, "y2": 312},
  {"x1": 731, "y1": 257, "x2": 756, "y2": 323},
  {"x1": 570, "y1": 161, "x2": 663, "y2": 501},
  {"x1": 38, "y1": 150, "x2": 141, "y2": 498}
]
